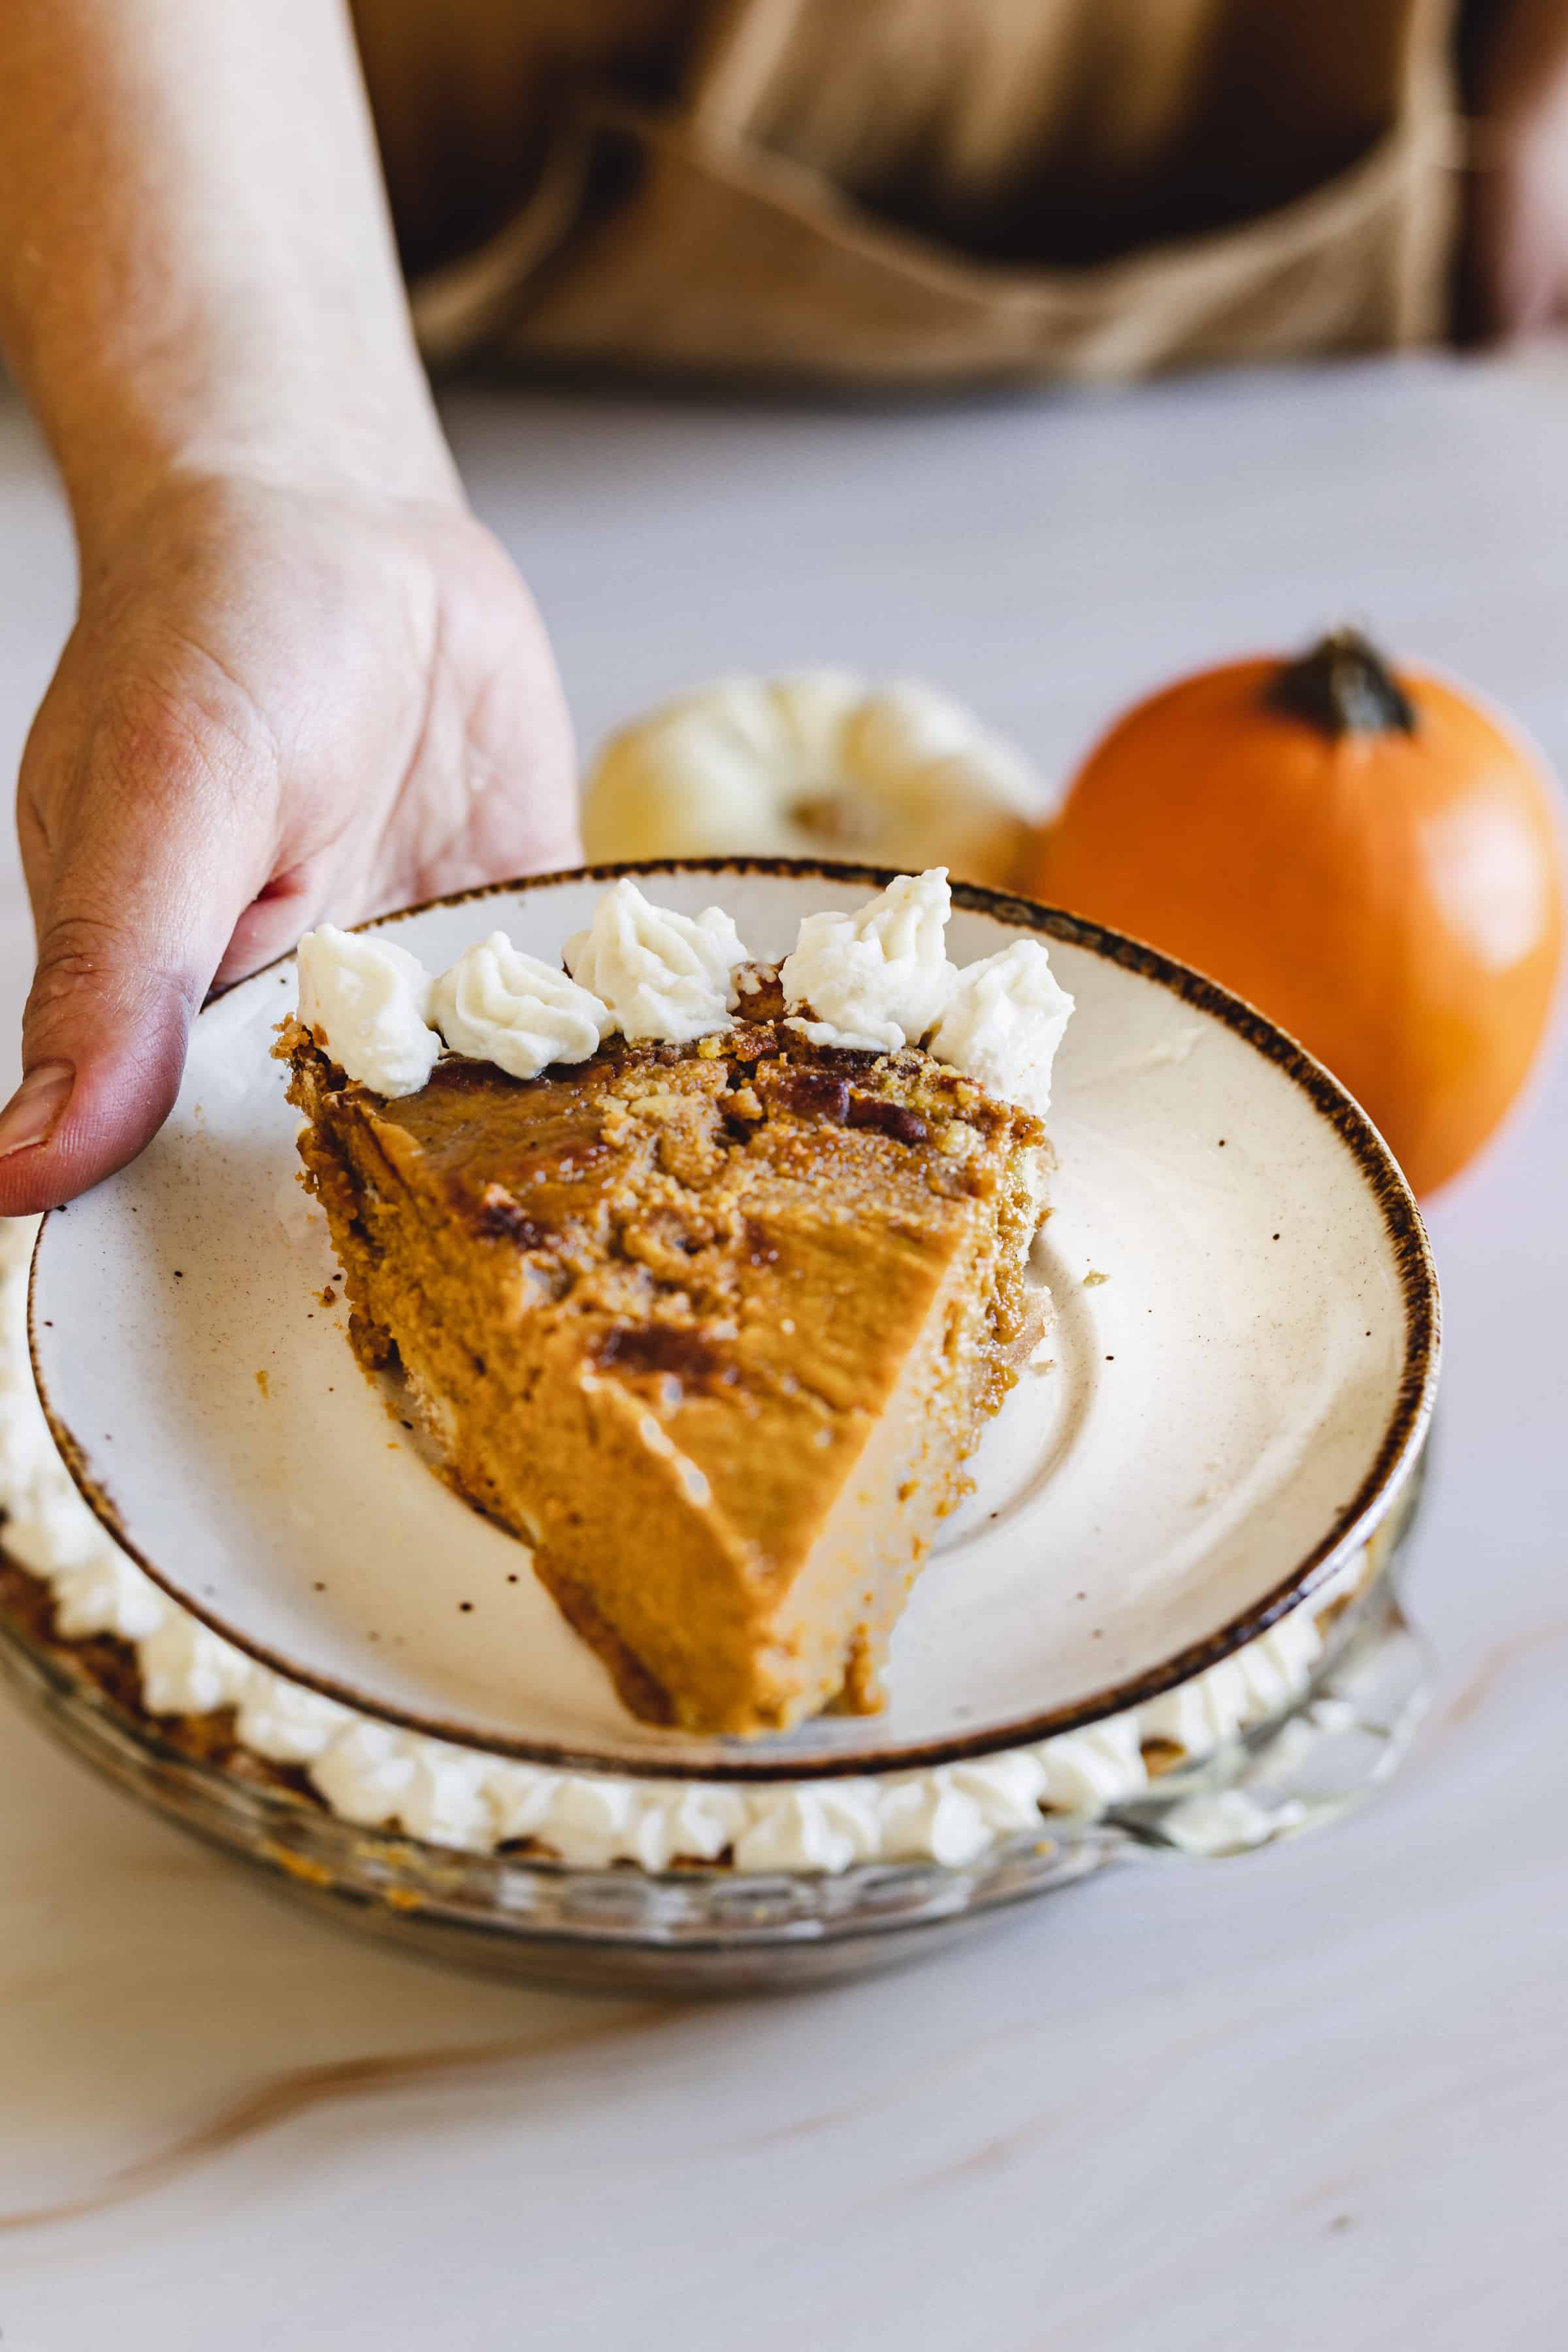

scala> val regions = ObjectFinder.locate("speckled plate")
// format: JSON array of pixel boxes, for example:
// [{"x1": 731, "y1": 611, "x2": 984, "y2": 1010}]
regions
[{"x1": 27, "y1": 862, "x2": 1439, "y2": 1780}]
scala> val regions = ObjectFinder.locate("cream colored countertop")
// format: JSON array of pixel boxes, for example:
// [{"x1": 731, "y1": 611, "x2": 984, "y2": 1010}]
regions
[{"x1": 1, "y1": 350, "x2": 1566, "y2": 2352}]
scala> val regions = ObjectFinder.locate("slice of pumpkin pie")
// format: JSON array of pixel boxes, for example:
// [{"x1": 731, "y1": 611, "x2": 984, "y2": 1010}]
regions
[{"x1": 278, "y1": 874, "x2": 1072, "y2": 1736}]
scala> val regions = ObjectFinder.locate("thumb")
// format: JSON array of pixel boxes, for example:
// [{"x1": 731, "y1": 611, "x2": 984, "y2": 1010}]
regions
[{"x1": 2, "y1": 751, "x2": 269, "y2": 1218}]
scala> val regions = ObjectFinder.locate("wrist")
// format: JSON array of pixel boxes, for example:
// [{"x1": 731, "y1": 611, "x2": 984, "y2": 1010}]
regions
[
  {"x1": 10, "y1": 216, "x2": 463, "y2": 559},
  {"x1": 67, "y1": 383, "x2": 463, "y2": 576}
]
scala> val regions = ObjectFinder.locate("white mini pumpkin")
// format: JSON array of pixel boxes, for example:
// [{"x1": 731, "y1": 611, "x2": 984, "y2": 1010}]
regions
[{"x1": 581, "y1": 670, "x2": 1043, "y2": 888}]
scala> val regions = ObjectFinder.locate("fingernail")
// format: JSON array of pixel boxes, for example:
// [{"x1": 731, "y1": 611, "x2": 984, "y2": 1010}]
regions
[{"x1": 0, "y1": 1062, "x2": 74, "y2": 1160}]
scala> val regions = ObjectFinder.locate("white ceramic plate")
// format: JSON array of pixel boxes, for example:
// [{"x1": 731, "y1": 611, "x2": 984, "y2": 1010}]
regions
[{"x1": 29, "y1": 864, "x2": 1439, "y2": 1779}]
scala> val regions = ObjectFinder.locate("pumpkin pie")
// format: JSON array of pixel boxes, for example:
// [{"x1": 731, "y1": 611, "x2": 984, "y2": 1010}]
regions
[{"x1": 278, "y1": 968, "x2": 1052, "y2": 1735}]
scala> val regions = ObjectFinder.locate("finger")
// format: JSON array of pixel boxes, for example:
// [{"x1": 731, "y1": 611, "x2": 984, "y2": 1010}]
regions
[
  {"x1": 1457, "y1": 155, "x2": 1556, "y2": 343},
  {"x1": 1458, "y1": 0, "x2": 1568, "y2": 342},
  {"x1": 1, "y1": 721, "x2": 274, "y2": 1215}
]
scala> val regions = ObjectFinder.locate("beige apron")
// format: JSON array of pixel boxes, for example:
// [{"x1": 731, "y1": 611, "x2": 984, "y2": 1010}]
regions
[{"x1": 351, "y1": 0, "x2": 1460, "y2": 386}]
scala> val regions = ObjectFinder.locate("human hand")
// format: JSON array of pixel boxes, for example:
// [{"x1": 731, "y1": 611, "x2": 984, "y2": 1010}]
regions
[{"x1": 0, "y1": 469, "x2": 578, "y2": 1214}]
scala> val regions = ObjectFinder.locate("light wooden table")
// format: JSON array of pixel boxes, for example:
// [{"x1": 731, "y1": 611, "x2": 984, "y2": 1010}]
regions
[{"x1": 1, "y1": 350, "x2": 1565, "y2": 2352}]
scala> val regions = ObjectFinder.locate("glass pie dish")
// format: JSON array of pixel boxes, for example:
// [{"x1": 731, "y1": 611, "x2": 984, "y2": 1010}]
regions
[{"x1": 0, "y1": 1471, "x2": 1427, "y2": 1994}]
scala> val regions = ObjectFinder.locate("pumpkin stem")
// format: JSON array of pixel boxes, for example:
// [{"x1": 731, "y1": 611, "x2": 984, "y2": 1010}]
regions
[{"x1": 1265, "y1": 629, "x2": 1416, "y2": 737}]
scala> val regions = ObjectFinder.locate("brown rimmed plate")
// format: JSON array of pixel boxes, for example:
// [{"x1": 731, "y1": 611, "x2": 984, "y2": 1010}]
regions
[{"x1": 28, "y1": 861, "x2": 1439, "y2": 1780}]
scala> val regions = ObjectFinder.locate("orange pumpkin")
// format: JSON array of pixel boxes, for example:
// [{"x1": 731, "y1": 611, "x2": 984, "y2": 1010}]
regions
[{"x1": 1033, "y1": 630, "x2": 1564, "y2": 1196}]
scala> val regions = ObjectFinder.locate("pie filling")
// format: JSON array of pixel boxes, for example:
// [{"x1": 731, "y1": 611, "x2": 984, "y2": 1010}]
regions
[{"x1": 279, "y1": 975, "x2": 1051, "y2": 1736}]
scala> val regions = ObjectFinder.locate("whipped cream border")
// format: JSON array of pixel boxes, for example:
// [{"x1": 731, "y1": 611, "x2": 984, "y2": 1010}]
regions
[
  {"x1": 296, "y1": 871, "x2": 1072, "y2": 1124},
  {"x1": 0, "y1": 1217, "x2": 1362, "y2": 1875}
]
